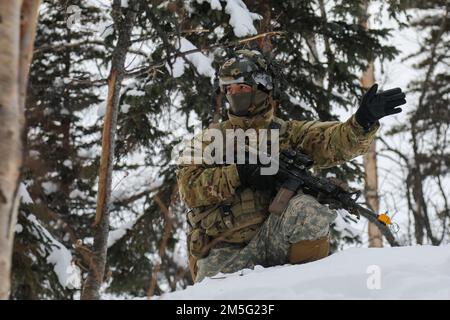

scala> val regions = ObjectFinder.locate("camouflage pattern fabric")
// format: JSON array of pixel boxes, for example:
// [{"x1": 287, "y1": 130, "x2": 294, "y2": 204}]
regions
[
  {"x1": 176, "y1": 106, "x2": 379, "y2": 281},
  {"x1": 177, "y1": 108, "x2": 379, "y2": 208},
  {"x1": 195, "y1": 193, "x2": 337, "y2": 282}
]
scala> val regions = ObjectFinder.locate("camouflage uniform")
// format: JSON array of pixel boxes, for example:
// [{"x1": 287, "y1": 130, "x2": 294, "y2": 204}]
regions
[
  {"x1": 177, "y1": 49, "x2": 379, "y2": 282},
  {"x1": 196, "y1": 193, "x2": 337, "y2": 282},
  {"x1": 177, "y1": 107, "x2": 379, "y2": 282}
]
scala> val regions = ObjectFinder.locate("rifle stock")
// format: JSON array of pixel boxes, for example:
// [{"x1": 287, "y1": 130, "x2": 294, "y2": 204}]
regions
[
  {"x1": 269, "y1": 175, "x2": 303, "y2": 215},
  {"x1": 269, "y1": 187, "x2": 296, "y2": 215}
]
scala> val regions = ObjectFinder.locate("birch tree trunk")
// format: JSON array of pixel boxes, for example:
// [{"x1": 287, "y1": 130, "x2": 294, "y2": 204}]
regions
[
  {"x1": 81, "y1": 0, "x2": 138, "y2": 300},
  {"x1": 0, "y1": 0, "x2": 40, "y2": 300},
  {"x1": 359, "y1": 1, "x2": 383, "y2": 248}
]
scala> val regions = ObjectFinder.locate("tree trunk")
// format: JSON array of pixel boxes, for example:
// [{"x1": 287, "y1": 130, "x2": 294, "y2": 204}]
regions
[
  {"x1": 81, "y1": 0, "x2": 138, "y2": 300},
  {"x1": 147, "y1": 192, "x2": 174, "y2": 298},
  {"x1": 359, "y1": 1, "x2": 383, "y2": 248},
  {"x1": 0, "y1": 0, "x2": 41, "y2": 300},
  {"x1": 363, "y1": 139, "x2": 383, "y2": 247}
]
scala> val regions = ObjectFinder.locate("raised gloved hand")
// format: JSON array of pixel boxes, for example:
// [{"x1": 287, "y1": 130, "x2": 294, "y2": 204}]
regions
[{"x1": 355, "y1": 83, "x2": 406, "y2": 131}]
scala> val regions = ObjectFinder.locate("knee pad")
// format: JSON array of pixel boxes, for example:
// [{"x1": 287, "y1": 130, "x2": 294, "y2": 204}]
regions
[{"x1": 289, "y1": 236, "x2": 330, "y2": 264}]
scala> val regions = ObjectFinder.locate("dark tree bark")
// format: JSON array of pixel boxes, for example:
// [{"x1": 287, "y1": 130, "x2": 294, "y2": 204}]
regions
[{"x1": 81, "y1": 0, "x2": 138, "y2": 300}]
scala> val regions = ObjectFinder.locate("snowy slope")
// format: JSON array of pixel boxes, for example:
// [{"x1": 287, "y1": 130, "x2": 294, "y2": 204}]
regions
[{"x1": 157, "y1": 245, "x2": 450, "y2": 300}]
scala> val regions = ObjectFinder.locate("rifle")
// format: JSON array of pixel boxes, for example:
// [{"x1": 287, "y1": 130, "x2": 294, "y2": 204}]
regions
[{"x1": 268, "y1": 149, "x2": 400, "y2": 247}]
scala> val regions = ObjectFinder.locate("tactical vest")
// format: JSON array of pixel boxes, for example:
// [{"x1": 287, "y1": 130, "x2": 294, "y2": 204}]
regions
[{"x1": 187, "y1": 117, "x2": 287, "y2": 262}]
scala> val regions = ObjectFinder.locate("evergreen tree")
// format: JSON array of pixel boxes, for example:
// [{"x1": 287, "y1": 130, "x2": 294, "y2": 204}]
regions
[
  {"x1": 385, "y1": 0, "x2": 449, "y2": 245},
  {"x1": 12, "y1": 0, "x2": 110, "y2": 299},
  {"x1": 12, "y1": 0, "x2": 410, "y2": 298}
]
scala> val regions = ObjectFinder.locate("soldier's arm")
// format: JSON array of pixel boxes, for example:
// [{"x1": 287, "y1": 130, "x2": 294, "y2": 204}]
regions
[
  {"x1": 288, "y1": 114, "x2": 379, "y2": 168},
  {"x1": 176, "y1": 164, "x2": 240, "y2": 208}
]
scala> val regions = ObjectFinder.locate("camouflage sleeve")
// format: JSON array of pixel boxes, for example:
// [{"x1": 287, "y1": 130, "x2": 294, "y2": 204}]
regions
[
  {"x1": 288, "y1": 114, "x2": 379, "y2": 169},
  {"x1": 177, "y1": 164, "x2": 241, "y2": 208}
]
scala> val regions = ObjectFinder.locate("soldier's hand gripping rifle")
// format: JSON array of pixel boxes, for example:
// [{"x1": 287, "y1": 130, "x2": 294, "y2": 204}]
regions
[{"x1": 268, "y1": 149, "x2": 400, "y2": 247}]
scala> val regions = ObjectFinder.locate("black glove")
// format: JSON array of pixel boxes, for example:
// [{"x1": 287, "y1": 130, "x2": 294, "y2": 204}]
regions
[
  {"x1": 235, "y1": 150, "x2": 278, "y2": 189},
  {"x1": 355, "y1": 83, "x2": 406, "y2": 131}
]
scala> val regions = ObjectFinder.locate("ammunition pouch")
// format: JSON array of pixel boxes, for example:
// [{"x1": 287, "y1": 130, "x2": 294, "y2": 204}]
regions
[{"x1": 187, "y1": 188, "x2": 270, "y2": 258}]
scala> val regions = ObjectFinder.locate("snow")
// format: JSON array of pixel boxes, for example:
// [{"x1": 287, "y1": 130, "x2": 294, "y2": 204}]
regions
[
  {"x1": 333, "y1": 209, "x2": 362, "y2": 240},
  {"x1": 27, "y1": 214, "x2": 81, "y2": 289},
  {"x1": 69, "y1": 189, "x2": 86, "y2": 199},
  {"x1": 121, "y1": 103, "x2": 131, "y2": 113},
  {"x1": 46, "y1": 244, "x2": 81, "y2": 290},
  {"x1": 168, "y1": 37, "x2": 215, "y2": 80},
  {"x1": 107, "y1": 213, "x2": 143, "y2": 248},
  {"x1": 19, "y1": 183, "x2": 33, "y2": 204},
  {"x1": 63, "y1": 159, "x2": 73, "y2": 169},
  {"x1": 110, "y1": 169, "x2": 163, "y2": 203},
  {"x1": 97, "y1": 104, "x2": 106, "y2": 117},
  {"x1": 41, "y1": 181, "x2": 58, "y2": 195},
  {"x1": 15, "y1": 224, "x2": 23, "y2": 234},
  {"x1": 287, "y1": 92, "x2": 318, "y2": 116},
  {"x1": 127, "y1": 89, "x2": 145, "y2": 96},
  {"x1": 158, "y1": 245, "x2": 450, "y2": 300},
  {"x1": 29, "y1": 150, "x2": 40, "y2": 158},
  {"x1": 169, "y1": 55, "x2": 186, "y2": 78},
  {"x1": 224, "y1": 0, "x2": 262, "y2": 37}
]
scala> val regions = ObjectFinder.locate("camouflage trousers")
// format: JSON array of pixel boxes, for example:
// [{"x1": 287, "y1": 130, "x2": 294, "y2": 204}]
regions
[{"x1": 195, "y1": 193, "x2": 338, "y2": 282}]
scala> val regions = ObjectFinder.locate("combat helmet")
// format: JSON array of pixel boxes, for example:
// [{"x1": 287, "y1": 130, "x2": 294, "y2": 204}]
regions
[
  {"x1": 218, "y1": 49, "x2": 280, "y2": 116},
  {"x1": 218, "y1": 49, "x2": 274, "y2": 93}
]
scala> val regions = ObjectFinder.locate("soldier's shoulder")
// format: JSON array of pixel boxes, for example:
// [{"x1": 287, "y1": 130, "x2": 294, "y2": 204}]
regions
[
  {"x1": 192, "y1": 120, "x2": 231, "y2": 140},
  {"x1": 176, "y1": 120, "x2": 232, "y2": 166},
  {"x1": 208, "y1": 119, "x2": 232, "y2": 130}
]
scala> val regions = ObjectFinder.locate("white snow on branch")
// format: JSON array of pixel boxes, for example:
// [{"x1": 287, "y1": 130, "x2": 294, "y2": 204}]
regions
[
  {"x1": 167, "y1": 37, "x2": 215, "y2": 79},
  {"x1": 121, "y1": 103, "x2": 131, "y2": 113},
  {"x1": 46, "y1": 246, "x2": 81, "y2": 290},
  {"x1": 69, "y1": 189, "x2": 86, "y2": 200},
  {"x1": 224, "y1": 0, "x2": 261, "y2": 37},
  {"x1": 111, "y1": 170, "x2": 163, "y2": 203},
  {"x1": 63, "y1": 159, "x2": 73, "y2": 169},
  {"x1": 27, "y1": 214, "x2": 81, "y2": 289},
  {"x1": 41, "y1": 181, "x2": 58, "y2": 195},
  {"x1": 19, "y1": 183, "x2": 33, "y2": 204},
  {"x1": 333, "y1": 209, "x2": 362, "y2": 240},
  {"x1": 127, "y1": 89, "x2": 146, "y2": 96},
  {"x1": 108, "y1": 214, "x2": 143, "y2": 248},
  {"x1": 15, "y1": 224, "x2": 23, "y2": 234},
  {"x1": 287, "y1": 92, "x2": 318, "y2": 116}
]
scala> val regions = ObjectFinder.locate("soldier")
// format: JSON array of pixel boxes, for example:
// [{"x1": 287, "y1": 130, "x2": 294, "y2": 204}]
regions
[{"x1": 176, "y1": 49, "x2": 406, "y2": 283}]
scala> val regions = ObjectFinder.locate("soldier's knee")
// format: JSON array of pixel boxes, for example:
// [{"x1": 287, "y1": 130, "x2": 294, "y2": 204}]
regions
[
  {"x1": 282, "y1": 193, "x2": 337, "y2": 242},
  {"x1": 289, "y1": 236, "x2": 330, "y2": 264}
]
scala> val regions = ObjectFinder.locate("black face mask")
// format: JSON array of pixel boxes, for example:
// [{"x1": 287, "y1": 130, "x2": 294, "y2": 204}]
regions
[{"x1": 226, "y1": 90, "x2": 269, "y2": 116}]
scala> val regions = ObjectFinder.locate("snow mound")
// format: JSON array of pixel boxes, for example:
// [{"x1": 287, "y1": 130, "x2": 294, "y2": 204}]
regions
[{"x1": 158, "y1": 245, "x2": 450, "y2": 300}]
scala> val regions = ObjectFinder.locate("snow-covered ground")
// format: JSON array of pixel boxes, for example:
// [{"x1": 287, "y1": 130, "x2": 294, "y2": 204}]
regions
[{"x1": 157, "y1": 245, "x2": 450, "y2": 300}]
